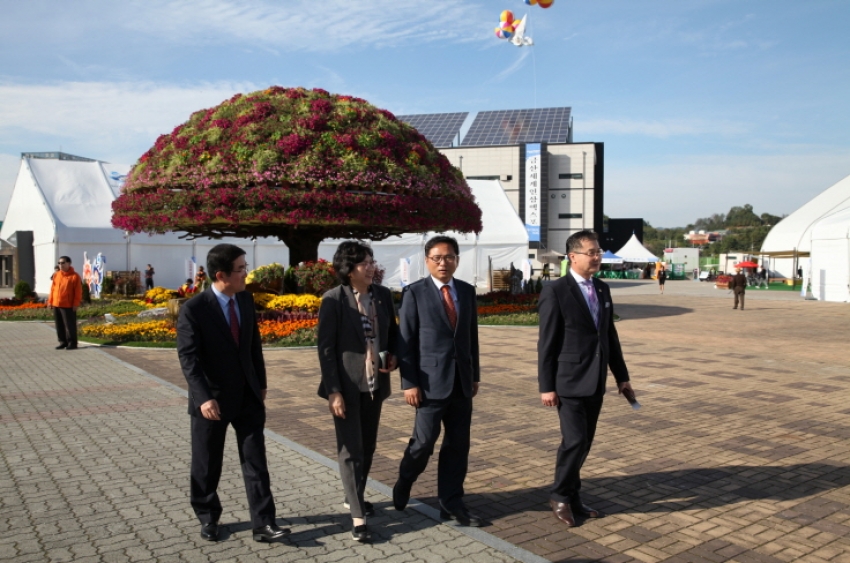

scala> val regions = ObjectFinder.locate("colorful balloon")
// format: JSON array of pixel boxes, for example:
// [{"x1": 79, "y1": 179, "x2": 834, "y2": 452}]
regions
[
  {"x1": 524, "y1": 0, "x2": 538, "y2": 4},
  {"x1": 538, "y1": 0, "x2": 554, "y2": 7},
  {"x1": 500, "y1": 10, "x2": 514, "y2": 24}
]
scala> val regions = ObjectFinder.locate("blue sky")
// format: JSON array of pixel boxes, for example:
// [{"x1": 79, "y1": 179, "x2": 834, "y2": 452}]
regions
[{"x1": 1, "y1": 0, "x2": 848, "y2": 227}]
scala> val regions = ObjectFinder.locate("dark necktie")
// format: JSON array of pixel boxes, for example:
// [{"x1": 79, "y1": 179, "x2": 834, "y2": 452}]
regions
[
  {"x1": 228, "y1": 298, "x2": 240, "y2": 346},
  {"x1": 440, "y1": 285, "x2": 457, "y2": 330}
]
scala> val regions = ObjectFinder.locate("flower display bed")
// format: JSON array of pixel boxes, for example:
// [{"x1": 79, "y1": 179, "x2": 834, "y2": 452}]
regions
[{"x1": 1, "y1": 289, "x2": 549, "y2": 346}]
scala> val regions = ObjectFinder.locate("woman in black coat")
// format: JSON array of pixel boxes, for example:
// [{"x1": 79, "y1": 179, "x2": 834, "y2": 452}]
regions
[{"x1": 317, "y1": 241, "x2": 398, "y2": 542}]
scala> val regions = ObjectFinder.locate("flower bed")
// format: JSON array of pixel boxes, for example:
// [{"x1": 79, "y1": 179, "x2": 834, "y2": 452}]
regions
[
  {"x1": 0, "y1": 302, "x2": 47, "y2": 312},
  {"x1": 477, "y1": 303, "x2": 536, "y2": 316},
  {"x1": 81, "y1": 320, "x2": 176, "y2": 342}
]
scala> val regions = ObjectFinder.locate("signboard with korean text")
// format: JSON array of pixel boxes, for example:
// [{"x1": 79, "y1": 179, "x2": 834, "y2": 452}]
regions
[{"x1": 524, "y1": 143, "x2": 541, "y2": 242}]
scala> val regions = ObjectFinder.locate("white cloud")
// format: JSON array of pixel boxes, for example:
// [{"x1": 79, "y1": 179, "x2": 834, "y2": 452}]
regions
[
  {"x1": 581, "y1": 117, "x2": 749, "y2": 138},
  {"x1": 0, "y1": 154, "x2": 20, "y2": 220},
  {"x1": 605, "y1": 151, "x2": 850, "y2": 227},
  {"x1": 2, "y1": 0, "x2": 492, "y2": 54},
  {"x1": 0, "y1": 80, "x2": 259, "y2": 161}
]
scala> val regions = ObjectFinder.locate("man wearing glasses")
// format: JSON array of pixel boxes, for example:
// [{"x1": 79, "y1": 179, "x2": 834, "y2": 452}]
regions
[
  {"x1": 538, "y1": 230, "x2": 633, "y2": 527},
  {"x1": 393, "y1": 235, "x2": 483, "y2": 527},
  {"x1": 176, "y1": 244, "x2": 289, "y2": 543},
  {"x1": 48, "y1": 256, "x2": 82, "y2": 350}
]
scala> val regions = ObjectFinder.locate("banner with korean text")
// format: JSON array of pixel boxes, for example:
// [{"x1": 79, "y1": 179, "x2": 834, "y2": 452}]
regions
[{"x1": 524, "y1": 143, "x2": 541, "y2": 242}]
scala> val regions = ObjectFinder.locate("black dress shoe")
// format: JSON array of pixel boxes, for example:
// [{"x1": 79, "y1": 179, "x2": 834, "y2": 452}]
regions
[
  {"x1": 571, "y1": 502, "x2": 604, "y2": 518},
  {"x1": 343, "y1": 499, "x2": 375, "y2": 517},
  {"x1": 252, "y1": 524, "x2": 290, "y2": 542},
  {"x1": 55, "y1": 344, "x2": 67, "y2": 350},
  {"x1": 200, "y1": 522, "x2": 219, "y2": 541},
  {"x1": 393, "y1": 479, "x2": 411, "y2": 511},
  {"x1": 439, "y1": 504, "x2": 484, "y2": 527},
  {"x1": 351, "y1": 524, "x2": 371, "y2": 542}
]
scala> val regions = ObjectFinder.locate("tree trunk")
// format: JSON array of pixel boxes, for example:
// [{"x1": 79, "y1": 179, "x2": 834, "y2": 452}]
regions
[{"x1": 280, "y1": 230, "x2": 324, "y2": 267}]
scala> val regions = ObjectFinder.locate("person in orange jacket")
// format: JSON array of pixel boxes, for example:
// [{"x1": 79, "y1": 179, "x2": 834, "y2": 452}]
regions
[{"x1": 48, "y1": 256, "x2": 83, "y2": 350}]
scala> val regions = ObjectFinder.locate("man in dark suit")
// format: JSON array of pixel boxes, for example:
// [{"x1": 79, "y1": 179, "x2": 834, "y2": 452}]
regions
[
  {"x1": 393, "y1": 235, "x2": 483, "y2": 527},
  {"x1": 538, "y1": 230, "x2": 633, "y2": 527},
  {"x1": 730, "y1": 269, "x2": 747, "y2": 310},
  {"x1": 177, "y1": 244, "x2": 289, "y2": 543}
]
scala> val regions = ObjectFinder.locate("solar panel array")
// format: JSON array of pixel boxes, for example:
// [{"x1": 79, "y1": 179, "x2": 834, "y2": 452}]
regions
[
  {"x1": 460, "y1": 107, "x2": 571, "y2": 146},
  {"x1": 397, "y1": 112, "x2": 469, "y2": 148}
]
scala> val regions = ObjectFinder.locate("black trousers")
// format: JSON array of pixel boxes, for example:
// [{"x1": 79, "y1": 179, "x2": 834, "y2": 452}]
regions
[
  {"x1": 53, "y1": 307, "x2": 77, "y2": 347},
  {"x1": 145, "y1": 278, "x2": 154, "y2": 290},
  {"x1": 398, "y1": 376, "x2": 472, "y2": 510},
  {"x1": 190, "y1": 392, "x2": 276, "y2": 528},
  {"x1": 551, "y1": 395, "x2": 604, "y2": 504},
  {"x1": 734, "y1": 290, "x2": 745, "y2": 309},
  {"x1": 332, "y1": 392, "x2": 383, "y2": 518}
]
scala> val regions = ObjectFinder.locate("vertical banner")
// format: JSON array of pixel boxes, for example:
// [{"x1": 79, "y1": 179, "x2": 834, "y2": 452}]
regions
[
  {"x1": 525, "y1": 143, "x2": 541, "y2": 242},
  {"x1": 801, "y1": 258, "x2": 810, "y2": 297},
  {"x1": 400, "y1": 257, "x2": 410, "y2": 287},
  {"x1": 186, "y1": 257, "x2": 198, "y2": 285}
]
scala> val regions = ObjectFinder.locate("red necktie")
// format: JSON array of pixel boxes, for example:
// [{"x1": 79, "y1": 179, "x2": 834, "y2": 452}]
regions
[
  {"x1": 440, "y1": 285, "x2": 457, "y2": 330},
  {"x1": 228, "y1": 298, "x2": 240, "y2": 346}
]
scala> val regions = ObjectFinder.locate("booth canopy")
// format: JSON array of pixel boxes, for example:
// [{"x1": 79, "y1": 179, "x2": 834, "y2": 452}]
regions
[
  {"x1": 601, "y1": 250, "x2": 623, "y2": 264},
  {"x1": 613, "y1": 234, "x2": 659, "y2": 263}
]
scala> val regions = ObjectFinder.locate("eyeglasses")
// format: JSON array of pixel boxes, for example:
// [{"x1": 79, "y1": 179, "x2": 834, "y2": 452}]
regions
[
  {"x1": 427, "y1": 255, "x2": 458, "y2": 264},
  {"x1": 356, "y1": 260, "x2": 377, "y2": 269},
  {"x1": 571, "y1": 250, "x2": 604, "y2": 258}
]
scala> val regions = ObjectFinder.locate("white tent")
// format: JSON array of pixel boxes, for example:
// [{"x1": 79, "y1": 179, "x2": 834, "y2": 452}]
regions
[
  {"x1": 613, "y1": 234, "x2": 659, "y2": 263},
  {"x1": 810, "y1": 207, "x2": 850, "y2": 302},
  {"x1": 0, "y1": 156, "x2": 289, "y2": 294},
  {"x1": 319, "y1": 179, "x2": 529, "y2": 289},
  {"x1": 762, "y1": 174, "x2": 850, "y2": 255}
]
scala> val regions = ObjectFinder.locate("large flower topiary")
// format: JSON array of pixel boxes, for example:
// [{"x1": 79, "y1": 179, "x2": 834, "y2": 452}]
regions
[{"x1": 112, "y1": 86, "x2": 482, "y2": 263}]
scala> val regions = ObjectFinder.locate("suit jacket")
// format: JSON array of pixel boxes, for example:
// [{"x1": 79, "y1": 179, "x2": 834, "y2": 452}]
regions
[
  {"x1": 177, "y1": 288, "x2": 266, "y2": 419},
  {"x1": 730, "y1": 273, "x2": 747, "y2": 293},
  {"x1": 537, "y1": 274, "x2": 629, "y2": 398},
  {"x1": 397, "y1": 277, "x2": 480, "y2": 400},
  {"x1": 317, "y1": 284, "x2": 398, "y2": 403}
]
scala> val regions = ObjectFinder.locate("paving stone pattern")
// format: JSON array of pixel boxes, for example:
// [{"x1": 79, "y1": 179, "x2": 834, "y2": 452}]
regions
[
  {"x1": 105, "y1": 287, "x2": 850, "y2": 562},
  {"x1": 0, "y1": 323, "x2": 520, "y2": 563}
]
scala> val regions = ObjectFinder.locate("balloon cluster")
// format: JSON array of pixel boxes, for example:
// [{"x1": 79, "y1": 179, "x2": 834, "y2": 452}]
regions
[
  {"x1": 494, "y1": 10, "x2": 519, "y2": 40},
  {"x1": 525, "y1": 0, "x2": 554, "y2": 7}
]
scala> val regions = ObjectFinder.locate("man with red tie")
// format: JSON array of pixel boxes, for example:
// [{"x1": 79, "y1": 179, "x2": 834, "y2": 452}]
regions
[
  {"x1": 538, "y1": 230, "x2": 634, "y2": 527},
  {"x1": 177, "y1": 244, "x2": 289, "y2": 543},
  {"x1": 393, "y1": 236, "x2": 483, "y2": 527}
]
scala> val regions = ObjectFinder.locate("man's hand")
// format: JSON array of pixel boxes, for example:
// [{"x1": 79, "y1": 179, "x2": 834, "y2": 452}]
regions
[
  {"x1": 328, "y1": 392, "x2": 345, "y2": 418},
  {"x1": 404, "y1": 387, "x2": 423, "y2": 408},
  {"x1": 200, "y1": 399, "x2": 221, "y2": 420},
  {"x1": 262, "y1": 389, "x2": 267, "y2": 402},
  {"x1": 472, "y1": 382, "x2": 480, "y2": 397},
  {"x1": 72, "y1": 306, "x2": 78, "y2": 312},
  {"x1": 617, "y1": 381, "x2": 634, "y2": 396},
  {"x1": 378, "y1": 353, "x2": 398, "y2": 373},
  {"x1": 541, "y1": 391, "x2": 559, "y2": 407}
]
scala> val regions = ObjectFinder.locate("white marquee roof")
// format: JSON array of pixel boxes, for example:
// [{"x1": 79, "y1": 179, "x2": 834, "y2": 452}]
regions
[
  {"x1": 761, "y1": 173, "x2": 850, "y2": 253},
  {"x1": 613, "y1": 233, "x2": 659, "y2": 263}
]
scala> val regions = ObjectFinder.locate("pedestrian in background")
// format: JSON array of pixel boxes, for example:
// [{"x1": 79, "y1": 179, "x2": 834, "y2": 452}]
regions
[
  {"x1": 730, "y1": 269, "x2": 747, "y2": 310},
  {"x1": 657, "y1": 266, "x2": 667, "y2": 294},
  {"x1": 48, "y1": 256, "x2": 82, "y2": 350},
  {"x1": 145, "y1": 264, "x2": 155, "y2": 290}
]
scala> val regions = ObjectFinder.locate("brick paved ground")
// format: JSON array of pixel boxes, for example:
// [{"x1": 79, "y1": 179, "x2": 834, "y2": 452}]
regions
[
  {"x1": 0, "y1": 323, "x2": 530, "y2": 563},
  {"x1": 103, "y1": 281, "x2": 850, "y2": 562}
]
